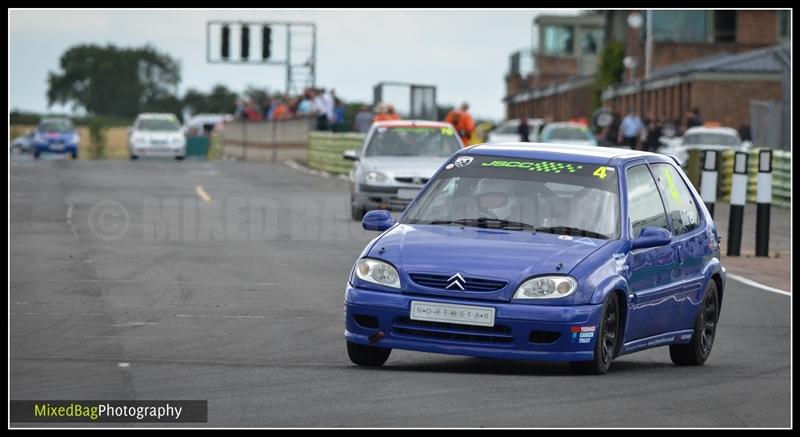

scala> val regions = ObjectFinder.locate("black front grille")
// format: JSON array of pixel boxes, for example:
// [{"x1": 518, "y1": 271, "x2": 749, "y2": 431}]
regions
[
  {"x1": 408, "y1": 273, "x2": 507, "y2": 292},
  {"x1": 394, "y1": 177, "x2": 429, "y2": 184},
  {"x1": 393, "y1": 318, "x2": 513, "y2": 344}
]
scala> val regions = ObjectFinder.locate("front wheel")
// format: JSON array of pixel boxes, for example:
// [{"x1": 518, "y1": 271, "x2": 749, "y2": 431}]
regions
[
  {"x1": 570, "y1": 294, "x2": 620, "y2": 375},
  {"x1": 346, "y1": 341, "x2": 391, "y2": 367},
  {"x1": 350, "y1": 199, "x2": 366, "y2": 221},
  {"x1": 670, "y1": 281, "x2": 719, "y2": 366}
]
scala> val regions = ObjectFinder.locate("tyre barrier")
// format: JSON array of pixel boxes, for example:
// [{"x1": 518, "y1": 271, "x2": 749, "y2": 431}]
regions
[
  {"x1": 691, "y1": 148, "x2": 790, "y2": 209},
  {"x1": 306, "y1": 131, "x2": 365, "y2": 175}
]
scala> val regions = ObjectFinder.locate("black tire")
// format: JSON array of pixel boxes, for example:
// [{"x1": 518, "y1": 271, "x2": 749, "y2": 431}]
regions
[
  {"x1": 130, "y1": 153, "x2": 139, "y2": 160},
  {"x1": 71, "y1": 150, "x2": 78, "y2": 160},
  {"x1": 346, "y1": 341, "x2": 391, "y2": 367},
  {"x1": 670, "y1": 281, "x2": 719, "y2": 366},
  {"x1": 351, "y1": 201, "x2": 366, "y2": 221},
  {"x1": 175, "y1": 156, "x2": 185, "y2": 161},
  {"x1": 33, "y1": 150, "x2": 41, "y2": 159},
  {"x1": 570, "y1": 294, "x2": 621, "y2": 375}
]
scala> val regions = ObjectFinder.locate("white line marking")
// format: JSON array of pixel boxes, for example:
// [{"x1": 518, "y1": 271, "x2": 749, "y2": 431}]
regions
[
  {"x1": 118, "y1": 362, "x2": 130, "y2": 368},
  {"x1": 727, "y1": 273, "x2": 790, "y2": 296},
  {"x1": 111, "y1": 322, "x2": 159, "y2": 327},
  {"x1": 65, "y1": 200, "x2": 78, "y2": 240},
  {"x1": 195, "y1": 185, "x2": 212, "y2": 203}
]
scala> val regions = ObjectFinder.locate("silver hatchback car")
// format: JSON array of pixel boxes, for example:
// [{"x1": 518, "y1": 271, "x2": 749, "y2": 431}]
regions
[{"x1": 343, "y1": 120, "x2": 464, "y2": 220}]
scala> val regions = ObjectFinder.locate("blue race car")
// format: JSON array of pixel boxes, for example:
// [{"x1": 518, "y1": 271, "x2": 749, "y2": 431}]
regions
[
  {"x1": 345, "y1": 142, "x2": 725, "y2": 374},
  {"x1": 32, "y1": 117, "x2": 80, "y2": 159}
]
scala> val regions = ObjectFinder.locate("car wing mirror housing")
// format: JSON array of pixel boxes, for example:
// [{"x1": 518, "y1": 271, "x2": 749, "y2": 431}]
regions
[
  {"x1": 343, "y1": 150, "x2": 359, "y2": 161},
  {"x1": 631, "y1": 226, "x2": 672, "y2": 250},
  {"x1": 362, "y1": 210, "x2": 394, "y2": 232}
]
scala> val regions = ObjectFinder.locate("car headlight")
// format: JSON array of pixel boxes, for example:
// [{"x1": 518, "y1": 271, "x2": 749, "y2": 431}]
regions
[
  {"x1": 364, "y1": 171, "x2": 388, "y2": 184},
  {"x1": 513, "y1": 276, "x2": 577, "y2": 299},
  {"x1": 355, "y1": 258, "x2": 400, "y2": 289},
  {"x1": 132, "y1": 136, "x2": 146, "y2": 145}
]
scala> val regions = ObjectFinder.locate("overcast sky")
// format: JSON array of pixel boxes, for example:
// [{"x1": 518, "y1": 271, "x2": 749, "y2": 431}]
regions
[{"x1": 9, "y1": 9, "x2": 581, "y2": 121}]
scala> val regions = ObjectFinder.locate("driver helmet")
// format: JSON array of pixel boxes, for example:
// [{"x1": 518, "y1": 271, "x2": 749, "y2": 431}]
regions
[{"x1": 475, "y1": 178, "x2": 515, "y2": 219}]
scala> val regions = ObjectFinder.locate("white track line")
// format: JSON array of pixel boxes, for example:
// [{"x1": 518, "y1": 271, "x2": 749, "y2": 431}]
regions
[{"x1": 727, "y1": 273, "x2": 790, "y2": 296}]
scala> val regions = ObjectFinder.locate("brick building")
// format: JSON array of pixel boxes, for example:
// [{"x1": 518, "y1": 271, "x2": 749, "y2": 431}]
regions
[
  {"x1": 602, "y1": 44, "x2": 789, "y2": 130},
  {"x1": 504, "y1": 13, "x2": 605, "y2": 121},
  {"x1": 504, "y1": 9, "x2": 790, "y2": 141}
]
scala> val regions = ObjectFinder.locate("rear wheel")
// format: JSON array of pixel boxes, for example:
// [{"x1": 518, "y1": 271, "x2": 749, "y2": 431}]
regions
[
  {"x1": 33, "y1": 150, "x2": 41, "y2": 159},
  {"x1": 346, "y1": 341, "x2": 391, "y2": 367},
  {"x1": 570, "y1": 294, "x2": 620, "y2": 375},
  {"x1": 670, "y1": 281, "x2": 719, "y2": 366},
  {"x1": 71, "y1": 150, "x2": 78, "y2": 160},
  {"x1": 175, "y1": 155, "x2": 185, "y2": 161}
]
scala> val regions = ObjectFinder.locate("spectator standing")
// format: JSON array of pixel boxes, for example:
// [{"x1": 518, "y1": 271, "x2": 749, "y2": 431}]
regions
[
  {"x1": 444, "y1": 102, "x2": 475, "y2": 144},
  {"x1": 644, "y1": 118, "x2": 663, "y2": 152},
  {"x1": 322, "y1": 89, "x2": 337, "y2": 130},
  {"x1": 738, "y1": 124, "x2": 752, "y2": 142},
  {"x1": 333, "y1": 98, "x2": 346, "y2": 132},
  {"x1": 297, "y1": 89, "x2": 315, "y2": 116},
  {"x1": 618, "y1": 108, "x2": 645, "y2": 149},
  {"x1": 686, "y1": 108, "x2": 703, "y2": 129},
  {"x1": 517, "y1": 116, "x2": 530, "y2": 142},
  {"x1": 353, "y1": 105, "x2": 374, "y2": 133},
  {"x1": 314, "y1": 88, "x2": 329, "y2": 130}
]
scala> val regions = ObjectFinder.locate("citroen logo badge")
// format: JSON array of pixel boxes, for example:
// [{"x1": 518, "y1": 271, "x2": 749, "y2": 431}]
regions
[{"x1": 446, "y1": 273, "x2": 466, "y2": 291}]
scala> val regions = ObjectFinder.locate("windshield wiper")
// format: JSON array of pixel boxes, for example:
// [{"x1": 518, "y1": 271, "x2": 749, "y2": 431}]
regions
[
  {"x1": 454, "y1": 217, "x2": 536, "y2": 230},
  {"x1": 413, "y1": 218, "x2": 536, "y2": 231},
  {"x1": 536, "y1": 226, "x2": 608, "y2": 239}
]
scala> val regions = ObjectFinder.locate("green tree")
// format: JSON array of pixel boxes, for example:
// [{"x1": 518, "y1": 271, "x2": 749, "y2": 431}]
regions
[
  {"x1": 593, "y1": 40, "x2": 625, "y2": 110},
  {"x1": 182, "y1": 84, "x2": 239, "y2": 115},
  {"x1": 47, "y1": 44, "x2": 181, "y2": 118}
]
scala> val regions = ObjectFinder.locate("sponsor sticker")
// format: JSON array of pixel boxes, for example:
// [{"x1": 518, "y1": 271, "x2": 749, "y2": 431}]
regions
[{"x1": 454, "y1": 156, "x2": 474, "y2": 168}]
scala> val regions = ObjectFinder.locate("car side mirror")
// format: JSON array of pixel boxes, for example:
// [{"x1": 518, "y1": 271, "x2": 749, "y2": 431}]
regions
[
  {"x1": 362, "y1": 210, "x2": 394, "y2": 232},
  {"x1": 631, "y1": 226, "x2": 672, "y2": 250},
  {"x1": 343, "y1": 150, "x2": 359, "y2": 161}
]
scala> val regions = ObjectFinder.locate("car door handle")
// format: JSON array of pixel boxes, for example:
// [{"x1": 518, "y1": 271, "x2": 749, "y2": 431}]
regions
[{"x1": 676, "y1": 244, "x2": 684, "y2": 265}]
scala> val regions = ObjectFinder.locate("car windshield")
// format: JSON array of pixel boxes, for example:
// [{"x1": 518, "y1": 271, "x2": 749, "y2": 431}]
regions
[
  {"x1": 544, "y1": 126, "x2": 592, "y2": 141},
  {"x1": 403, "y1": 155, "x2": 620, "y2": 239},
  {"x1": 38, "y1": 119, "x2": 74, "y2": 133},
  {"x1": 136, "y1": 117, "x2": 182, "y2": 132},
  {"x1": 364, "y1": 126, "x2": 462, "y2": 158},
  {"x1": 682, "y1": 133, "x2": 740, "y2": 147}
]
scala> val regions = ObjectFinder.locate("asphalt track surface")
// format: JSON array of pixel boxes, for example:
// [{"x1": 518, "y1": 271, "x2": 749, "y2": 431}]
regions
[{"x1": 9, "y1": 157, "x2": 791, "y2": 427}]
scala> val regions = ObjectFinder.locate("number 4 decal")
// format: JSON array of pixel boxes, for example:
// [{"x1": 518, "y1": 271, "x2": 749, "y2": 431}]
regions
[{"x1": 593, "y1": 166, "x2": 608, "y2": 180}]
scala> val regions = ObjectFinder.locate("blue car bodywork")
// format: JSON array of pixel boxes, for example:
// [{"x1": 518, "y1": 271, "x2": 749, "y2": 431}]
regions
[
  {"x1": 32, "y1": 119, "x2": 79, "y2": 158},
  {"x1": 345, "y1": 143, "x2": 725, "y2": 372}
]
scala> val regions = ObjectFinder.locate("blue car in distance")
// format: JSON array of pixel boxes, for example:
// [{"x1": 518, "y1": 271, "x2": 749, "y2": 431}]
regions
[
  {"x1": 33, "y1": 117, "x2": 80, "y2": 159},
  {"x1": 345, "y1": 143, "x2": 725, "y2": 374}
]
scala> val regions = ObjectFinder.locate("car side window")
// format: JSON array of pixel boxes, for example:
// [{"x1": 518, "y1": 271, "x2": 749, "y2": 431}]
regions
[
  {"x1": 651, "y1": 163, "x2": 701, "y2": 235},
  {"x1": 626, "y1": 164, "x2": 669, "y2": 238}
]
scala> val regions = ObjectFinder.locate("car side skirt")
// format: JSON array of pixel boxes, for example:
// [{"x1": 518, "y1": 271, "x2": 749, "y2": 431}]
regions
[{"x1": 619, "y1": 330, "x2": 694, "y2": 356}]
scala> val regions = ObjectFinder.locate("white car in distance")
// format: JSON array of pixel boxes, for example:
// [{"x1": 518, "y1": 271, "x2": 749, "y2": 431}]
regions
[{"x1": 129, "y1": 113, "x2": 187, "y2": 160}]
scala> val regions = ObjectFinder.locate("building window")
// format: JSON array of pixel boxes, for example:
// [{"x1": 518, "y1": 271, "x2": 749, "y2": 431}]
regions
[
  {"x1": 713, "y1": 10, "x2": 736, "y2": 42},
  {"x1": 543, "y1": 25, "x2": 575, "y2": 56},
  {"x1": 581, "y1": 29, "x2": 604, "y2": 54},
  {"x1": 778, "y1": 10, "x2": 790, "y2": 39},
  {"x1": 650, "y1": 10, "x2": 709, "y2": 43}
]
